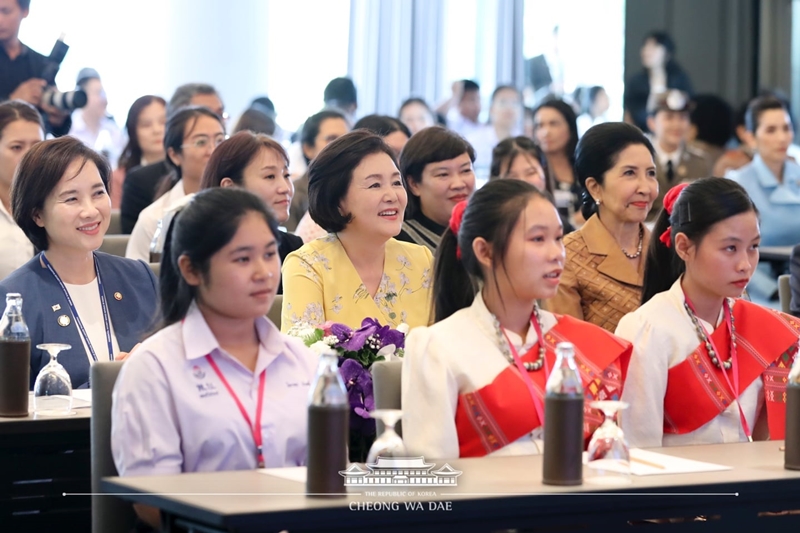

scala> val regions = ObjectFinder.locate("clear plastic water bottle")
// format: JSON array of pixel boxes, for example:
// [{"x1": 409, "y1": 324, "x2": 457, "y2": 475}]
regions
[
  {"x1": 785, "y1": 349, "x2": 800, "y2": 470},
  {"x1": 307, "y1": 350, "x2": 349, "y2": 496},
  {"x1": 0, "y1": 293, "x2": 31, "y2": 417},
  {"x1": 543, "y1": 342, "x2": 584, "y2": 485}
]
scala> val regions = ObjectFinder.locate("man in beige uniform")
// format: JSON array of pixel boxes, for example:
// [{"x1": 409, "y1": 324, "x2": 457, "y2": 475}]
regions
[{"x1": 646, "y1": 90, "x2": 711, "y2": 220}]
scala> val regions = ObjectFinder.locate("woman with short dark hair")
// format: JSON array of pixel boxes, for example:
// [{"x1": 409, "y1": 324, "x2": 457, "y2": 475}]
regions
[
  {"x1": 0, "y1": 136, "x2": 158, "y2": 389},
  {"x1": 281, "y1": 130, "x2": 433, "y2": 332},
  {"x1": 395, "y1": 127, "x2": 476, "y2": 252}
]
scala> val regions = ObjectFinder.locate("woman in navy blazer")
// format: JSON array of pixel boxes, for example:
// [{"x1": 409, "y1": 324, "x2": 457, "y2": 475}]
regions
[{"x1": 0, "y1": 137, "x2": 158, "y2": 389}]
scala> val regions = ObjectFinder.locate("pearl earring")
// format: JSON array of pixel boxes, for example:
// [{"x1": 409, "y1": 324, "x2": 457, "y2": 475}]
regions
[{"x1": 595, "y1": 198, "x2": 601, "y2": 205}]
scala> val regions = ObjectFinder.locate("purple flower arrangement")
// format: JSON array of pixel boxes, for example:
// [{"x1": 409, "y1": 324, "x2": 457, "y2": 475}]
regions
[{"x1": 289, "y1": 318, "x2": 408, "y2": 461}]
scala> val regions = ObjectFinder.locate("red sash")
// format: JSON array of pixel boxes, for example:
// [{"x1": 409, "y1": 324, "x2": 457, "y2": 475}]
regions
[
  {"x1": 454, "y1": 315, "x2": 632, "y2": 458},
  {"x1": 664, "y1": 301, "x2": 800, "y2": 439}
]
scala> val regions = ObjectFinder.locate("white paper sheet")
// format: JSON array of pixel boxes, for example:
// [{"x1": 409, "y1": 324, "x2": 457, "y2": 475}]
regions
[
  {"x1": 583, "y1": 448, "x2": 733, "y2": 477},
  {"x1": 258, "y1": 466, "x2": 307, "y2": 483}
]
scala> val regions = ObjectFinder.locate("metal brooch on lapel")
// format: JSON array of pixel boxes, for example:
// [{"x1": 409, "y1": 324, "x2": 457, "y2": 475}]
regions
[
  {"x1": 57, "y1": 315, "x2": 71, "y2": 327},
  {"x1": 114, "y1": 292, "x2": 123, "y2": 301}
]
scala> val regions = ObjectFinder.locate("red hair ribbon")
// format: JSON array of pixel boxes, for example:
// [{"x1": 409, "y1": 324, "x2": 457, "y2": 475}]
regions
[
  {"x1": 449, "y1": 200, "x2": 468, "y2": 259},
  {"x1": 658, "y1": 183, "x2": 690, "y2": 248}
]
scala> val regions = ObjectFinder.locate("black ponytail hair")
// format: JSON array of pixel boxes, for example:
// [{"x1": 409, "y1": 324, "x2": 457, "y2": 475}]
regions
[
  {"x1": 641, "y1": 177, "x2": 758, "y2": 304},
  {"x1": 433, "y1": 179, "x2": 551, "y2": 322},
  {"x1": 158, "y1": 187, "x2": 280, "y2": 329},
  {"x1": 575, "y1": 122, "x2": 655, "y2": 220}
]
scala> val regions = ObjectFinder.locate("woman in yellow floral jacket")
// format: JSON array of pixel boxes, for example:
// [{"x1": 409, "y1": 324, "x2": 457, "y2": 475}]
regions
[{"x1": 281, "y1": 131, "x2": 433, "y2": 332}]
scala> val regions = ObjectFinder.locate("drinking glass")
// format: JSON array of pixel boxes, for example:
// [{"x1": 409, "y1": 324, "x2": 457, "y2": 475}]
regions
[
  {"x1": 585, "y1": 400, "x2": 631, "y2": 485},
  {"x1": 366, "y1": 409, "x2": 406, "y2": 463},
  {"x1": 33, "y1": 343, "x2": 73, "y2": 416}
]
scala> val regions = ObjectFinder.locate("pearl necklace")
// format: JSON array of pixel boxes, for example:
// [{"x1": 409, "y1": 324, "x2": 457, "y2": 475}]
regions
[
  {"x1": 683, "y1": 298, "x2": 736, "y2": 371},
  {"x1": 621, "y1": 224, "x2": 644, "y2": 259},
  {"x1": 491, "y1": 306, "x2": 546, "y2": 371}
]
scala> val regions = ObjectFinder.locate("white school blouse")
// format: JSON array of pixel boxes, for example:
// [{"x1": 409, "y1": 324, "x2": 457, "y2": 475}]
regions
[
  {"x1": 0, "y1": 201, "x2": 33, "y2": 281},
  {"x1": 615, "y1": 279, "x2": 762, "y2": 449},
  {"x1": 111, "y1": 302, "x2": 318, "y2": 476},
  {"x1": 402, "y1": 292, "x2": 558, "y2": 460},
  {"x1": 125, "y1": 180, "x2": 187, "y2": 262}
]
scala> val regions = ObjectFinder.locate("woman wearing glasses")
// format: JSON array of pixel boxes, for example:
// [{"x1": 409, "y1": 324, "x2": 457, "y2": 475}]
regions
[{"x1": 125, "y1": 106, "x2": 225, "y2": 261}]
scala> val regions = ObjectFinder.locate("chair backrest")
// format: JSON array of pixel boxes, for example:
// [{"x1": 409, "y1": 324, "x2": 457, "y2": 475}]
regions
[
  {"x1": 779, "y1": 274, "x2": 791, "y2": 314},
  {"x1": 148, "y1": 262, "x2": 161, "y2": 278},
  {"x1": 91, "y1": 361, "x2": 136, "y2": 533},
  {"x1": 108, "y1": 210, "x2": 122, "y2": 235},
  {"x1": 98, "y1": 235, "x2": 130, "y2": 257},
  {"x1": 268, "y1": 294, "x2": 283, "y2": 328},
  {"x1": 372, "y1": 360, "x2": 403, "y2": 437}
]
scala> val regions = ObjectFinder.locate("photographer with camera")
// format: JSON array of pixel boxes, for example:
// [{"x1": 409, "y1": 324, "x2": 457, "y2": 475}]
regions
[{"x1": 0, "y1": 0, "x2": 75, "y2": 136}]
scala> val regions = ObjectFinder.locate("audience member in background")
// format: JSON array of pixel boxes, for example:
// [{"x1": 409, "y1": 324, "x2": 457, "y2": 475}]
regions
[
  {"x1": 324, "y1": 77, "x2": 358, "y2": 124},
  {"x1": 533, "y1": 99, "x2": 580, "y2": 222},
  {"x1": 396, "y1": 127, "x2": 476, "y2": 252},
  {"x1": 200, "y1": 131, "x2": 301, "y2": 294},
  {"x1": 0, "y1": 0, "x2": 70, "y2": 136},
  {"x1": 112, "y1": 95, "x2": 166, "y2": 208},
  {"x1": 576, "y1": 86, "x2": 610, "y2": 137},
  {"x1": 522, "y1": 106, "x2": 536, "y2": 139},
  {"x1": 466, "y1": 85, "x2": 523, "y2": 174},
  {"x1": 285, "y1": 110, "x2": 349, "y2": 232},
  {"x1": 624, "y1": 31, "x2": 693, "y2": 132},
  {"x1": 68, "y1": 68, "x2": 125, "y2": 168},
  {"x1": 791, "y1": 244, "x2": 800, "y2": 317},
  {"x1": 282, "y1": 130, "x2": 433, "y2": 332},
  {"x1": 646, "y1": 90, "x2": 710, "y2": 220},
  {"x1": 687, "y1": 94, "x2": 734, "y2": 171},
  {"x1": 619, "y1": 178, "x2": 799, "y2": 448},
  {"x1": 399, "y1": 97, "x2": 436, "y2": 136},
  {"x1": 0, "y1": 137, "x2": 157, "y2": 389},
  {"x1": 125, "y1": 107, "x2": 224, "y2": 261},
  {"x1": 488, "y1": 135, "x2": 575, "y2": 234},
  {"x1": 295, "y1": 115, "x2": 410, "y2": 243},
  {"x1": 727, "y1": 96, "x2": 800, "y2": 300},
  {"x1": 545, "y1": 123, "x2": 657, "y2": 332},
  {"x1": 713, "y1": 102, "x2": 755, "y2": 176},
  {"x1": 120, "y1": 83, "x2": 224, "y2": 233},
  {"x1": 113, "y1": 188, "x2": 316, "y2": 531},
  {"x1": 232, "y1": 107, "x2": 276, "y2": 137},
  {"x1": 402, "y1": 179, "x2": 631, "y2": 459},
  {"x1": 436, "y1": 80, "x2": 482, "y2": 137},
  {"x1": 239, "y1": 95, "x2": 285, "y2": 140},
  {"x1": 0, "y1": 100, "x2": 42, "y2": 279}
]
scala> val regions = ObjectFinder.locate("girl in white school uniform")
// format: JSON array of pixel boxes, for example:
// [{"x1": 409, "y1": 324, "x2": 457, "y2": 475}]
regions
[
  {"x1": 112, "y1": 188, "x2": 317, "y2": 529},
  {"x1": 402, "y1": 179, "x2": 632, "y2": 460},
  {"x1": 617, "y1": 178, "x2": 800, "y2": 449}
]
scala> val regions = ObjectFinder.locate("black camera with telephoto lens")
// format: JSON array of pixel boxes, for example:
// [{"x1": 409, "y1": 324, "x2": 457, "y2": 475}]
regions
[{"x1": 40, "y1": 35, "x2": 87, "y2": 112}]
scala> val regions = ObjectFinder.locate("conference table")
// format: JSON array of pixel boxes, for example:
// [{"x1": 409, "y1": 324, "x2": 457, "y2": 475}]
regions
[
  {"x1": 0, "y1": 400, "x2": 91, "y2": 532},
  {"x1": 103, "y1": 440, "x2": 800, "y2": 532}
]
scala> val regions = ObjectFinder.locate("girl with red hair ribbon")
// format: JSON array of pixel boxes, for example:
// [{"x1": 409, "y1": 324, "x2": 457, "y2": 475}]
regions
[
  {"x1": 617, "y1": 178, "x2": 800, "y2": 448},
  {"x1": 401, "y1": 179, "x2": 632, "y2": 459}
]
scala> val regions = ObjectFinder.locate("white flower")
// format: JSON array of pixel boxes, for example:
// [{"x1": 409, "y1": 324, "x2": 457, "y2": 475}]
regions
[
  {"x1": 309, "y1": 340, "x2": 332, "y2": 356},
  {"x1": 323, "y1": 335, "x2": 339, "y2": 346},
  {"x1": 396, "y1": 323, "x2": 410, "y2": 336}
]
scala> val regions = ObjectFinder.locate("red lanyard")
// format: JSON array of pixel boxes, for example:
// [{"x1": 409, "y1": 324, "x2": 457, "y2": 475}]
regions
[
  {"x1": 500, "y1": 314, "x2": 551, "y2": 427},
  {"x1": 684, "y1": 296, "x2": 752, "y2": 441},
  {"x1": 205, "y1": 354, "x2": 267, "y2": 467}
]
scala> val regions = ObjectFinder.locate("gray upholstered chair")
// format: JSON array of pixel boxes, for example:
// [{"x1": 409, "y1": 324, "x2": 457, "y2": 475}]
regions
[
  {"x1": 372, "y1": 360, "x2": 403, "y2": 437},
  {"x1": 108, "y1": 209, "x2": 122, "y2": 235},
  {"x1": 91, "y1": 361, "x2": 136, "y2": 533},
  {"x1": 779, "y1": 274, "x2": 791, "y2": 314},
  {"x1": 268, "y1": 294, "x2": 282, "y2": 328},
  {"x1": 98, "y1": 234, "x2": 129, "y2": 257},
  {"x1": 148, "y1": 262, "x2": 161, "y2": 278}
]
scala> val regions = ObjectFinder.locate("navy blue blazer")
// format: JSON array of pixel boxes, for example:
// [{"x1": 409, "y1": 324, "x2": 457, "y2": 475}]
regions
[{"x1": 0, "y1": 252, "x2": 158, "y2": 389}]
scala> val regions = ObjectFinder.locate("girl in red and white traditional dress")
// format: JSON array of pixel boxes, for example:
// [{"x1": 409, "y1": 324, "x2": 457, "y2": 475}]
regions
[
  {"x1": 618, "y1": 178, "x2": 800, "y2": 448},
  {"x1": 401, "y1": 179, "x2": 632, "y2": 459}
]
